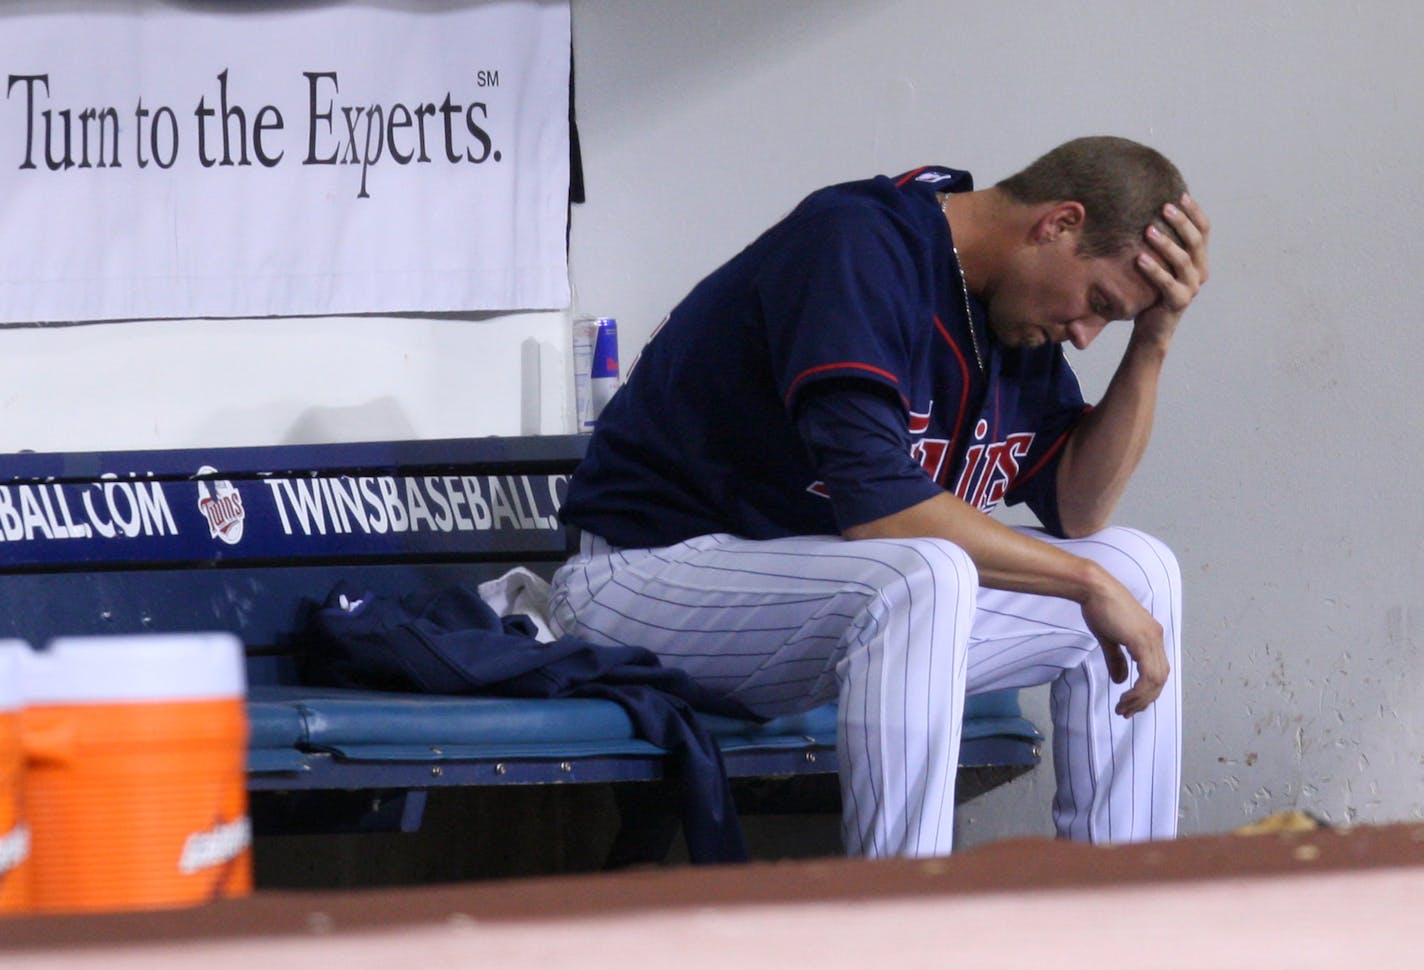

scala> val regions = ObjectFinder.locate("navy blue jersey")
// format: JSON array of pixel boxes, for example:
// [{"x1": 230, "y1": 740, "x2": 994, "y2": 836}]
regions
[{"x1": 561, "y1": 166, "x2": 1089, "y2": 548}]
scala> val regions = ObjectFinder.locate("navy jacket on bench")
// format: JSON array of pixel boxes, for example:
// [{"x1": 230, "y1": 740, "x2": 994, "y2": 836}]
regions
[{"x1": 305, "y1": 582, "x2": 755, "y2": 863}]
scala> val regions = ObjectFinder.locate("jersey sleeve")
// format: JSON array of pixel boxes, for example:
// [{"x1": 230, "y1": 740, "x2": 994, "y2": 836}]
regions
[
  {"x1": 794, "y1": 381, "x2": 943, "y2": 530},
  {"x1": 753, "y1": 199, "x2": 927, "y2": 416}
]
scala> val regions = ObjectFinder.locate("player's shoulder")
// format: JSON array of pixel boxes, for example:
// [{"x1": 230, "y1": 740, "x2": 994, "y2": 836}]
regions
[
  {"x1": 794, "y1": 166, "x2": 970, "y2": 231},
  {"x1": 770, "y1": 169, "x2": 948, "y2": 250},
  {"x1": 889, "y1": 166, "x2": 974, "y2": 194}
]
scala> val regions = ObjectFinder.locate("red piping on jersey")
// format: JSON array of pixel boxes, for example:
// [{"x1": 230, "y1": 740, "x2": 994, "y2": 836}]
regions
[
  {"x1": 895, "y1": 167, "x2": 929, "y2": 187},
  {"x1": 932, "y1": 314, "x2": 972, "y2": 463},
  {"x1": 1013, "y1": 405, "x2": 1094, "y2": 489},
  {"x1": 784, "y1": 362, "x2": 906, "y2": 408}
]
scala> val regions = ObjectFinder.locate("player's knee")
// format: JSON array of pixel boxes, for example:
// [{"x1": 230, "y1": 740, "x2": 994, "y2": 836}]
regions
[
  {"x1": 859, "y1": 536, "x2": 979, "y2": 604},
  {"x1": 922, "y1": 537, "x2": 979, "y2": 601},
  {"x1": 1090, "y1": 527, "x2": 1181, "y2": 618}
]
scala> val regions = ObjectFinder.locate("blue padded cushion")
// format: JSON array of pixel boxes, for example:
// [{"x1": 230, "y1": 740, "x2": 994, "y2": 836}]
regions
[
  {"x1": 965, "y1": 687, "x2": 1025, "y2": 720},
  {"x1": 962, "y1": 689, "x2": 1041, "y2": 742},
  {"x1": 245, "y1": 697, "x2": 310, "y2": 773},
  {"x1": 245, "y1": 685, "x2": 1039, "y2": 764},
  {"x1": 253, "y1": 685, "x2": 663, "y2": 762}
]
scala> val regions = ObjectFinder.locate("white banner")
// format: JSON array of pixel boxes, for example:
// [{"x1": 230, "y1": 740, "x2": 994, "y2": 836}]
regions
[{"x1": 0, "y1": 0, "x2": 571, "y2": 323}]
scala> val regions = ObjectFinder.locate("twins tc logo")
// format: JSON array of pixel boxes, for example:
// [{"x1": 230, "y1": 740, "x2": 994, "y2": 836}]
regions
[{"x1": 195, "y1": 466, "x2": 245, "y2": 545}]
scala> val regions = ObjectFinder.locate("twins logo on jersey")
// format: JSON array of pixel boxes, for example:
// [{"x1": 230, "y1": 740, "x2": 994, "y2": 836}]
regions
[
  {"x1": 810, "y1": 410, "x2": 1034, "y2": 516},
  {"x1": 909, "y1": 410, "x2": 1034, "y2": 515}
]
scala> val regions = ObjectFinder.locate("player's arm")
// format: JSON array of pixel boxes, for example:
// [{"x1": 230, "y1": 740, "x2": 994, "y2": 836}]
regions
[
  {"x1": 844, "y1": 490, "x2": 1166, "y2": 717},
  {"x1": 796, "y1": 383, "x2": 1165, "y2": 717},
  {"x1": 1054, "y1": 195, "x2": 1211, "y2": 538}
]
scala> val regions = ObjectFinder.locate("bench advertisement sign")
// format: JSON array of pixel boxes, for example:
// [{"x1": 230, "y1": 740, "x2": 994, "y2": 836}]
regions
[{"x1": 0, "y1": 466, "x2": 571, "y2": 569}]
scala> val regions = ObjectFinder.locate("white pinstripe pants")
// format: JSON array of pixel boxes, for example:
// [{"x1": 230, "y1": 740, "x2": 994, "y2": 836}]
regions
[{"x1": 549, "y1": 526, "x2": 1182, "y2": 858}]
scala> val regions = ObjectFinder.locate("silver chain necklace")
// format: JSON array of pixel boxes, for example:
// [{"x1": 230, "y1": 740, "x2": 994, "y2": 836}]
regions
[{"x1": 940, "y1": 192, "x2": 984, "y2": 374}]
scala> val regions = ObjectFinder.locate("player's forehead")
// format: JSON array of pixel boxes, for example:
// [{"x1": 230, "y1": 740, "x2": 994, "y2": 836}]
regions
[{"x1": 1091, "y1": 249, "x2": 1159, "y2": 320}]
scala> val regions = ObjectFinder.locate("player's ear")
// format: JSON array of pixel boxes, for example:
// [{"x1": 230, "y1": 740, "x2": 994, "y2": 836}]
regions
[{"x1": 1032, "y1": 202, "x2": 1086, "y2": 245}]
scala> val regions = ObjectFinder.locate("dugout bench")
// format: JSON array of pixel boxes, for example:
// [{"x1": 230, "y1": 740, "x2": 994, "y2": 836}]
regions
[{"x1": 0, "y1": 434, "x2": 1041, "y2": 865}]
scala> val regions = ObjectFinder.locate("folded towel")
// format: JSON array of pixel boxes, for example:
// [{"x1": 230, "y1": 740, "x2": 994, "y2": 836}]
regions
[{"x1": 477, "y1": 566, "x2": 556, "y2": 643}]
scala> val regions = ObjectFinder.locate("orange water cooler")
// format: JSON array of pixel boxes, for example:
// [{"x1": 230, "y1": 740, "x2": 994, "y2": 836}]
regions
[
  {"x1": 20, "y1": 633, "x2": 252, "y2": 915},
  {"x1": 0, "y1": 640, "x2": 31, "y2": 915}
]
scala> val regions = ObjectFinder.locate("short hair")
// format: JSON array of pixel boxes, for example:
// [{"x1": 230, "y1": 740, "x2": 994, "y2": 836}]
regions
[{"x1": 995, "y1": 136, "x2": 1187, "y2": 257}]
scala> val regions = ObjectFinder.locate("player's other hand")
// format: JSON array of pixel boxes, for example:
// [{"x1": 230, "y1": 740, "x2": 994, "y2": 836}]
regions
[
  {"x1": 1078, "y1": 569, "x2": 1169, "y2": 718},
  {"x1": 1132, "y1": 193, "x2": 1210, "y2": 345}
]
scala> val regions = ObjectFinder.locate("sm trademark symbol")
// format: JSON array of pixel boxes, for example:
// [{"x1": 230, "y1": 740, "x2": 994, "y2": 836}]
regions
[{"x1": 477, "y1": 70, "x2": 500, "y2": 88}]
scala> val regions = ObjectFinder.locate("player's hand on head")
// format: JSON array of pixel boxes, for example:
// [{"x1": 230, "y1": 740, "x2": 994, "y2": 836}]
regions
[{"x1": 1132, "y1": 193, "x2": 1211, "y2": 343}]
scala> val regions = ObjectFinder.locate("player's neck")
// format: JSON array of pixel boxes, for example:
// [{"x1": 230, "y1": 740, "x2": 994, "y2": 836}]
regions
[{"x1": 940, "y1": 188, "x2": 1021, "y2": 298}]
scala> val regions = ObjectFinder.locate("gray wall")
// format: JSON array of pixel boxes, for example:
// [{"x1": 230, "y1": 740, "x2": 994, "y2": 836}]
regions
[
  {"x1": 568, "y1": 0, "x2": 1424, "y2": 841},
  {"x1": 2, "y1": 0, "x2": 1416, "y2": 848}
]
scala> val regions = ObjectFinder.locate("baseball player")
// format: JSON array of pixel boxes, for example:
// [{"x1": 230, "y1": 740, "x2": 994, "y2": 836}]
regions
[{"x1": 551, "y1": 136, "x2": 1210, "y2": 857}]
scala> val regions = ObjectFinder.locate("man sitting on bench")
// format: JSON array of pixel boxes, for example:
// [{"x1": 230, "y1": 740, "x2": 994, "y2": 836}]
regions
[{"x1": 550, "y1": 136, "x2": 1211, "y2": 857}]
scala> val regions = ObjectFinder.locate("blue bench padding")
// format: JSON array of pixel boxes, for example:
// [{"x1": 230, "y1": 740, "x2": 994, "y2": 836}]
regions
[
  {"x1": 246, "y1": 698, "x2": 312, "y2": 774},
  {"x1": 245, "y1": 685, "x2": 1040, "y2": 775}
]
